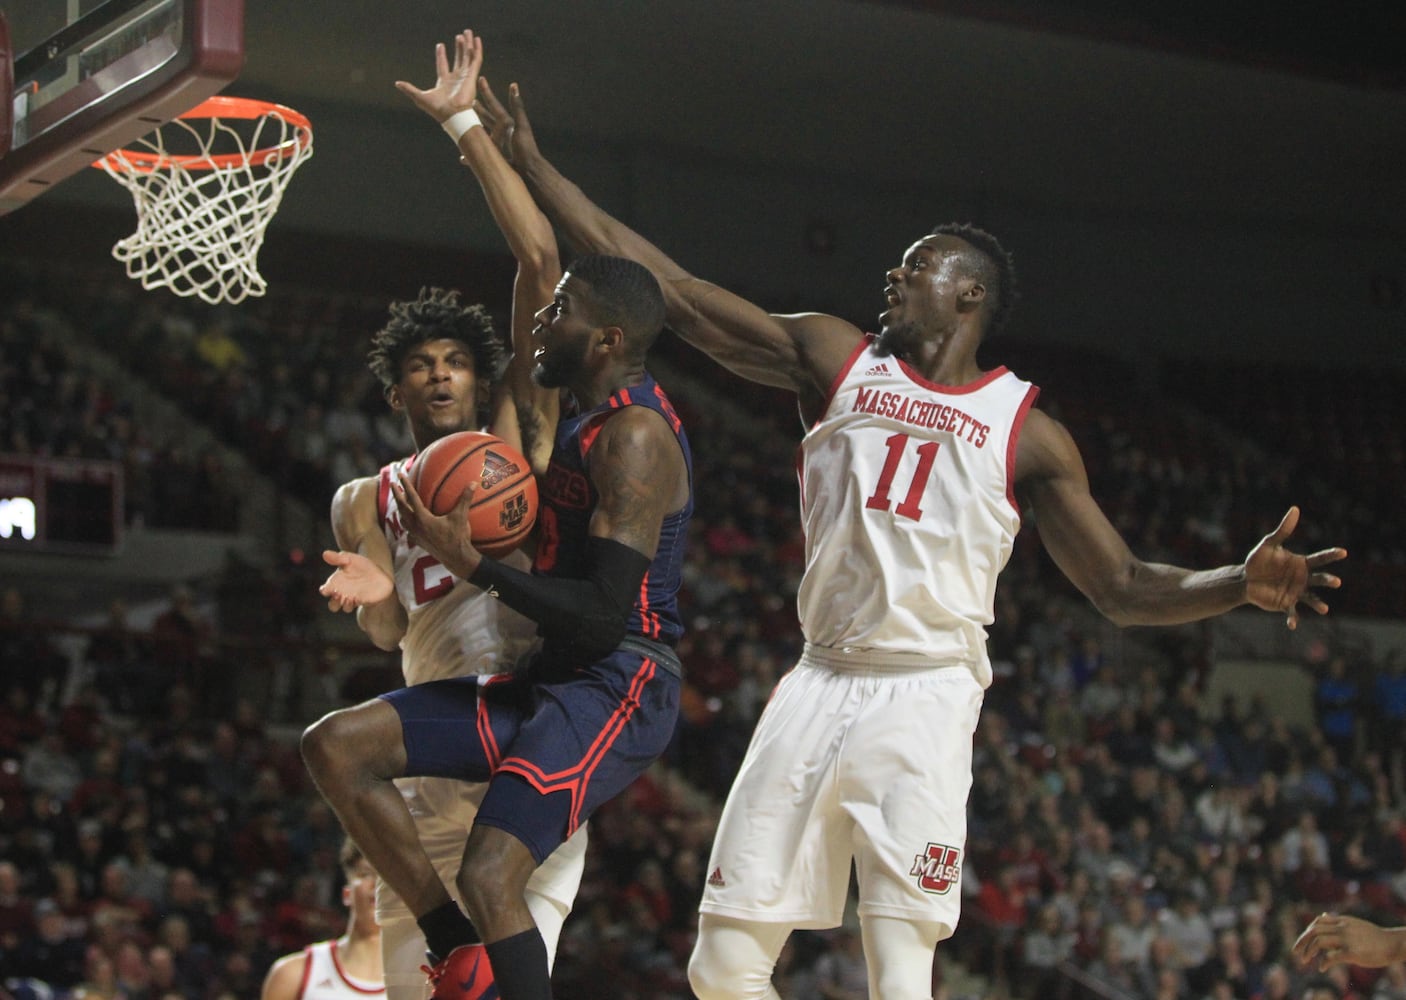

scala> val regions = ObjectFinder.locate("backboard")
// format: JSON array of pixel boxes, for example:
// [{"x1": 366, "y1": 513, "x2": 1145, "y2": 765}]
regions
[{"x1": 0, "y1": 0, "x2": 244, "y2": 215}]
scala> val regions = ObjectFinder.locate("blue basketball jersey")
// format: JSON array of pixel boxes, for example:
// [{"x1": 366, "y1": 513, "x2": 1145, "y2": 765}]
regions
[{"x1": 533, "y1": 372, "x2": 693, "y2": 649}]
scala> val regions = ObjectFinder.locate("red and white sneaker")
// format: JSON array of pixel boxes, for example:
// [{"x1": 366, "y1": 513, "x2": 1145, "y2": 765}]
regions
[{"x1": 421, "y1": 943, "x2": 499, "y2": 1000}]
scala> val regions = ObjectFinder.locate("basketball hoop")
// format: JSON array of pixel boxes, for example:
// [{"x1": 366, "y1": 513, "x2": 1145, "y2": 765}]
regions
[{"x1": 94, "y1": 96, "x2": 313, "y2": 305}]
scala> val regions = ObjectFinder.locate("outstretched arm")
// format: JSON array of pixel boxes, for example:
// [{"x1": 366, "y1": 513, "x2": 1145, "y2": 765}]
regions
[
  {"x1": 476, "y1": 79, "x2": 861, "y2": 400},
  {"x1": 1294, "y1": 913, "x2": 1406, "y2": 970},
  {"x1": 395, "y1": 30, "x2": 560, "y2": 474},
  {"x1": 1016, "y1": 409, "x2": 1345, "y2": 629}
]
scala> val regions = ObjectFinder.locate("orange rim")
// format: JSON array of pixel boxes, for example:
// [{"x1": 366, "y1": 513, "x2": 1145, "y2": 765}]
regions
[{"x1": 94, "y1": 96, "x2": 312, "y2": 173}]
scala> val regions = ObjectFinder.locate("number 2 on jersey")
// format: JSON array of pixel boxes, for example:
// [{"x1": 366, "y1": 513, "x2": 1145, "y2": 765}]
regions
[{"x1": 865, "y1": 432, "x2": 939, "y2": 521}]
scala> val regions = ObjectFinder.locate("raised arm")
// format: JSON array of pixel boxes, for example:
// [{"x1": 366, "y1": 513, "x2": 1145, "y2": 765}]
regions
[
  {"x1": 395, "y1": 30, "x2": 560, "y2": 473},
  {"x1": 320, "y1": 477, "x2": 406, "y2": 651},
  {"x1": 477, "y1": 78, "x2": 861, "y2": 400},
  {"x1": 1015, "y1": 408, "x2": 1346, "y2": 629}
]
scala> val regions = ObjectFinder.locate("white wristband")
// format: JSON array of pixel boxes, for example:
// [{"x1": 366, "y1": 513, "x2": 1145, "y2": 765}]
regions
[{"x1": 441, "y1": 109, "x2": 483, "y2": 144}]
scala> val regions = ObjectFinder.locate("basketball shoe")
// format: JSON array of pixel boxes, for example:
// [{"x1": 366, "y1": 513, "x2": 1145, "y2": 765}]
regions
[{"x1": 421, "y1": 943, "x2": 499, "y2": 1000}]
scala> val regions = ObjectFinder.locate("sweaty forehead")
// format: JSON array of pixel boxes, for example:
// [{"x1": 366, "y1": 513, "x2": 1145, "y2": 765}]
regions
[
  {"x1": 556, "y1": 272, "x2": 593, "y2": 302},
  {"x1": 908, "y1": 235, "x2": 967, "y2": 259}
]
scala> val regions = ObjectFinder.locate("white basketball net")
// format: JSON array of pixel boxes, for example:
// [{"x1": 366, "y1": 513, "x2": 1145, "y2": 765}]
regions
[{"x1": 98, "y1": 105, "x2": 313, "y2": 305}]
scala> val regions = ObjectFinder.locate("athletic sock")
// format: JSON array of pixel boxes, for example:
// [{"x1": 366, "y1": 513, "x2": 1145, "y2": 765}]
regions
[
  {"x1": 486, "y1": 928, "x2": 552, "y2": 1000},
  {"x1": 418, "y1": 901, "x2": 479, "y2": 961}
]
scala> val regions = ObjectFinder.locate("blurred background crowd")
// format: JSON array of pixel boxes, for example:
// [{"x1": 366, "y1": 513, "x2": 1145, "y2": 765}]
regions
[{"x1": 3, "y1": 218, "x2": 1406, "y2": 1000}]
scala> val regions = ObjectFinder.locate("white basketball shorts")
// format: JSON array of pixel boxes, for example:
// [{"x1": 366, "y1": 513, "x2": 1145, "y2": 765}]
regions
[{"x1": 699, "y1": 644, "x2": 983, "y2": 935}]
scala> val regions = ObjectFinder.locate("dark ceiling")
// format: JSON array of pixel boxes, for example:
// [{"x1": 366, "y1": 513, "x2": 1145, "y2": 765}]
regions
[{"x1": 888, "y1": 0, "x2": 1406, "y2": 90}]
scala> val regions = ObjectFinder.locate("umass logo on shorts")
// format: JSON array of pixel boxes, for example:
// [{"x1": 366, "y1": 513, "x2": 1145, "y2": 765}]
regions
[{"x1": 910, "y1": 842, "x2": 962, "y2": 894}]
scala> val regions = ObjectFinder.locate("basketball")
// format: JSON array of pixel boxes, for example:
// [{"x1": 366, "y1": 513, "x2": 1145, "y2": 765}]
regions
[{"x1": 412, "y1": 431, "x2": 538, "y2": 558}]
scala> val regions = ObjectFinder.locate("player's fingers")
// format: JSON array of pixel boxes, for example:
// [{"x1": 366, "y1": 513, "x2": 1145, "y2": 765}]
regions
[
  {"x1": 1306, "y1": 547, "x2": 1348, "y2": 568},
  {"x1": 509, "y1": 83, "x2": 532, "y2": 132},
  {"x1": 435, "y1": 41, "x2": 449, "y2": 78},
  {"x1": 1269, "y1": 505, "x2": 1300, "y2": 542},
  {"x1": 393, "y1": 473, "x2": 419, "y2": 509},
  {"x1": 322, "y1": 549, "x2": 347, "y2": 566},
  {"x1": 479, "y1": 78, "x2": 506, "y2": 118},
  {"x1": 1301, "y1": 595, "x2": 1330, "y2": 616},
  {"x1": 464, "y1": 36, "x2": 479, "y2": 76}
]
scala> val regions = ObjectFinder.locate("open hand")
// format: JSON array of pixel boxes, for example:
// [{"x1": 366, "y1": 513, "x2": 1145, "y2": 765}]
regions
[
  {"x1": 1243, "y1": 506, "x2": 1346, "y2": 629},
  {"x1": 395, "y1": 28, "x2": 483, "y2": 123},
  {"x1": 319, "y1": 550, "x2": 394, "y2": 611}
]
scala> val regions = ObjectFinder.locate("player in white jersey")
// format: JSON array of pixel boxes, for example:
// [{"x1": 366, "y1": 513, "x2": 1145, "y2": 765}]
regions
[
  {"x1": 261, "y1": 839, "x2": 385, "y2": 1000},
  {"x1": 475, "y1": 76, "x2": 1348, "y2": 1000},
  {"x1": 315, "y1": 260, "x2": 581, "y2": 1000}
]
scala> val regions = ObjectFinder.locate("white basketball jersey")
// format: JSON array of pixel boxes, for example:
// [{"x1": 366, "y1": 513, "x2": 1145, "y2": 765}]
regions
[
  {"x1": 796, "y1": 338, "x2": 1039, "y2": 686},
  {"x1": 297, "y1": 939, "x2": 384, "y2": 1000},
  {"x1": 377, "y1": 458, "x2": 537, "y2": 686}
]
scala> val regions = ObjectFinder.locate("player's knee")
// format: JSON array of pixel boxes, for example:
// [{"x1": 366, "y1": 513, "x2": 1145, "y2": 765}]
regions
[
  {"x1": 299, "y1": 712, "x2": 343, "y2": 783},
  {"x1": 457, "y1": 828, "x2": 535, "y2": 928},
  {"x1": 300, "y1": 705, "x2": 389, "y2": 786},
  {"x1": 861, "y1": 915, "x2": 942, "y2": 1000},
  {"x1": 688, "y1": 932, "x2": 774, "y2": 1000}
]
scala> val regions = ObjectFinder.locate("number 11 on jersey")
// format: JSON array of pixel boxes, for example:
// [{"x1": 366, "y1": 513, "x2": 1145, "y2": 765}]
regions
[{"x1": 865, "y1": 432, "x2": 939, "y2": 522}]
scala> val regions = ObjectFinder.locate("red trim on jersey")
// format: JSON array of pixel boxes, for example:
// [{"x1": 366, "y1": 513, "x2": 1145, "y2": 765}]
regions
[
  {"x1": 895, "y1": 354, "x2": 1011, "y2": 395},
  {"x1": 496, "y1": 657, "x2": 658, "y2": 836},
  {"x1": 376, "y1": 465, "x2": 394, "y2": 528},
  {"x1": 814, "y1": 337, "x2": 872, "y2": 429},
  {"x1": 1005, "y1": 384, "x2": 1042, "y2": 516},
  {"x1": 296, "y1": 945, "x2": 315, "y2": 1000},
  {"x1": 653, "y1": 383, "x2": 682, "y2": 432},
  {"x1": 578, "y1": 412, "x2": 611, "y2": 459},
  {"x1": 328, "y1": 939, "x2": 386, "y2": 995}
]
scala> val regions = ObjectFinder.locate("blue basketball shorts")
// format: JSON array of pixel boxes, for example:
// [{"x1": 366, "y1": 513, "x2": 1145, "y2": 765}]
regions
[{"x1": 382, "y1": 644, "x2": 681, "y2": 863}]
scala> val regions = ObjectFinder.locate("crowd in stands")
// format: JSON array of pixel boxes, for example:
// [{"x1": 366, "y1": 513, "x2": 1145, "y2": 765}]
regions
[{"x1": 2, "y1": 256, "x2": 1405, "y2": 999}]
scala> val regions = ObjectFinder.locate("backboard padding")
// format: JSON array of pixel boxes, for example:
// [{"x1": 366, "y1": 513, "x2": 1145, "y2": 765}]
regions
[{"x1": 0, "y1": 0, "x2": 243, "y2": 215}]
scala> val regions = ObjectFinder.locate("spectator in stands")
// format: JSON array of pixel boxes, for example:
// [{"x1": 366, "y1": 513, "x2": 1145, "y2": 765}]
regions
[
  {"x1": 1314, "y1": 655, "x2": 1361, "y2": 764},
  {"x1": 1162, "y1": 891, "x2": 1216, "y2": 981},
  {"x1": 1020, "y1": 902, "x2": 1077, "y2": 999},
  {"x1": 6, "y1": 899, "x2": 88, "y2": 991}
]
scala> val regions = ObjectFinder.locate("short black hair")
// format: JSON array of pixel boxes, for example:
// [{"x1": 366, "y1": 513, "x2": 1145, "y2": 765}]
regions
[
  {"x1": 565, "y1": 255, "x2": 667, "y2": 358},
  {"x1": 928, "y1": 223, "x2": 1017, "y2": 339},
  {"x1": 366, "y1": 287, "x2": 508, "y2": 397}
]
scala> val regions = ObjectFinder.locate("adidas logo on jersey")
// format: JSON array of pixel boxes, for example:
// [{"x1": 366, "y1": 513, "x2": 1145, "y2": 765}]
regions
[
  {"x1": 863, "y1": 363, "x2": 892, "y2": 376},
  {"x1": 707, "y1": 867, "x2": 726, "y2": 888},
  {"x1": 315, "y1": 978, "x2": 334, "y2": 991}
]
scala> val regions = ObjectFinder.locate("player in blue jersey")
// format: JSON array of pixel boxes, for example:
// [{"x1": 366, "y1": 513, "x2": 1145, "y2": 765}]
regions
[{"x1": 302, "y1": 29, "x2": 693, "y2": 1000}]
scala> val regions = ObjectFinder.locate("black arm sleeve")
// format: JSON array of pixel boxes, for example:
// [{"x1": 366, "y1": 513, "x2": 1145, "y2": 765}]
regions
[{"x1": 468, "y1": 535, "x2": 651, "y2": 660}]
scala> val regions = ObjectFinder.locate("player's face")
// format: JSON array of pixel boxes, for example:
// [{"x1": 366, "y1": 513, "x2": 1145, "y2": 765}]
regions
[
  {"x1": 531, "y1": 274, "x2": 595, "y2": 390},
  {"x1": 393, "y1": 338, "x2": 481, "y2": 445},
  {"x1": 876, "y1": 236, "x2": 971, "y2": 358}
]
